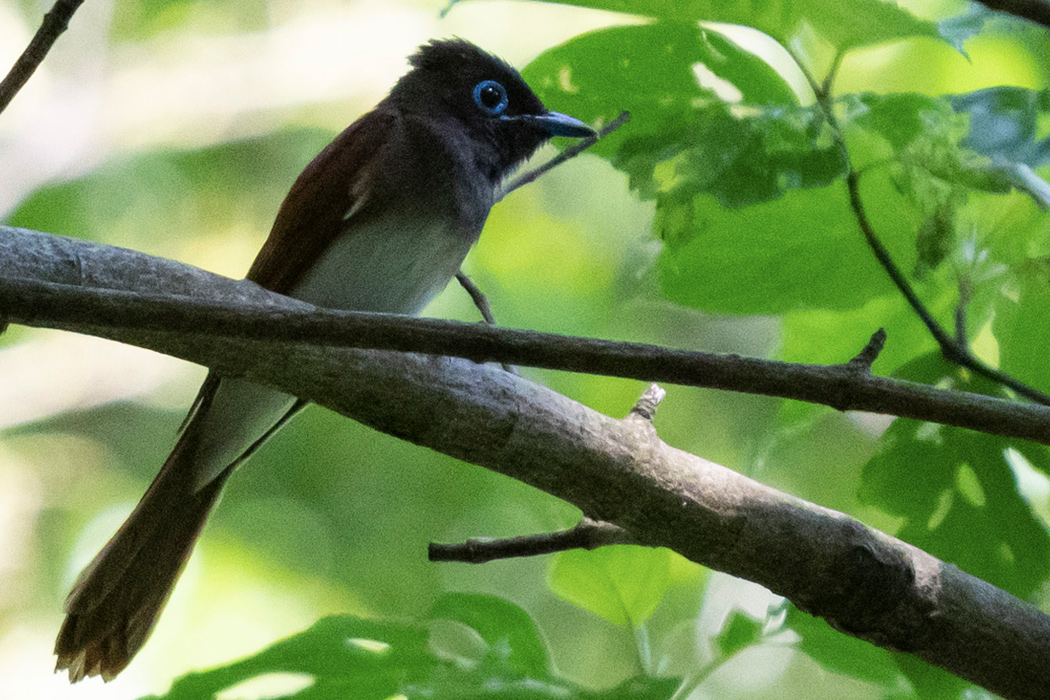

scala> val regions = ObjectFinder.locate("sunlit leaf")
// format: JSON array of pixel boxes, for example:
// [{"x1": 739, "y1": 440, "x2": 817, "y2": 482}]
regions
[
  {"x1": 523, "y1": 22, "x2": 798, "y2": 157},
  {"x1": 429, "y1": 593, "x2": 549, "y2": 677},
  {"x1": 514, "y1": 0, "x2": 941, "y2": 51},
  {"x1": 548, "y1": 546, "x2": 672, "y2": 626}
]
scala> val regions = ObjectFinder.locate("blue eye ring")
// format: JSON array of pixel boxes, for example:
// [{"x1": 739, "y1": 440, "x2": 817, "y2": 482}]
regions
[{"x1": 473, "y1": 80, "x2": 509, "y2": 116}]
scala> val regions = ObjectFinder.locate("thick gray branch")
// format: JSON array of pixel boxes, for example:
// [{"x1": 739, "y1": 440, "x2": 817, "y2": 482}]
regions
[
  {"x1": 2, "y1": 226, "x2": 1050, "y2": 699},
  {"x1": 2, "y1": 227, "x2": 1050, "y2": 447}
]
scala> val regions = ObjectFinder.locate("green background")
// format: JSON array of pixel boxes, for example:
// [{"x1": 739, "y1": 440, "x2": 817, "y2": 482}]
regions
[{"x1": 1, "y1": 0, "x2": 1048, "y2": 697}]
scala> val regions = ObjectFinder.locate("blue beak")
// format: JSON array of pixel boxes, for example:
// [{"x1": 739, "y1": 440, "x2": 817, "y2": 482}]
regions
[{"x1": 512, "y1": 111, "x2": 596, "y2": 138}]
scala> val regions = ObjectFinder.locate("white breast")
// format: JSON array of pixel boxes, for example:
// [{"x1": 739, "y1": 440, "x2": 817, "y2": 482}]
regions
[
  {"x1": 190, "y1": 214, "x2": 474, "y2": 489},
  {"x1": 290, "y1": 212, "x2": 474, "y2": 315}
]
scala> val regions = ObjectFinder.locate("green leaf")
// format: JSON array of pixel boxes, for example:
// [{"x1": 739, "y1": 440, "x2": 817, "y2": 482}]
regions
[
  {"x1": 714, "y1": 610, "x2": 763, "y2": 658},
  {"x1": 522, "y1": 22, "x2": 798, "y2": 156},
  {"x1": 845, "y1": 93, "x2": 960, "y2": 154},
  {"x1": 790, "y1": 600, "x2": 983, "y2": 697},
  {"x1": 514, "y1": 0, "x2": 941, "y2": 52},
  {"x1": 994, "y1": 260, "x2": 1050, "y2": 396},
  {"x1": 843, "y1": 92, "x2": 1010, "y2": 206},
  {"x1": 548, "y1": 546, "x2": 672, "y2": 626},
  {"x1": 860, "y1": 354, "x2": 1050, "y2": 598},
  {"x1": 655, "y1": 182, "x2": 909, "y2": 314},
  {"x1": 142, "y1": 598, "x2": 681, "y2": 699},
  {"x1": 784, "y1": 605, "x2": 903, "y2": 686},
  {"x1": 937, "y1": 3, "x2": 995, "y2": 55},
  {"x1": 528, "y1": 26, "x2": 978, "y2": 318},
  {"x1": 429, "y1": 593, "x2": 549, "y2": 677},
  {"x1": 949, "y1": 87, "x2": 1050, "y2": 168},
  {"x1": 913, "y1": 205, "x2": 954, "y2": 277},
  {"x1": 526, "y1": 24, "x2": 850, "y2": 212},
  {"x1": 145, "y1": 615, "x2": 430, "y2": 700},
  {"x1": 592, "y1": 676, "x2": 683, "y2": 700},
  {"x1": 893, "y1": 650, "x2": 973, "y2": 699}
]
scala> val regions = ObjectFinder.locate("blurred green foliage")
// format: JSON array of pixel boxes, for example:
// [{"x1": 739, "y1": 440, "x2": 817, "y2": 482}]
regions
[{"x1": 4, "y1": 0, "x2": 1050, "y2": 697}]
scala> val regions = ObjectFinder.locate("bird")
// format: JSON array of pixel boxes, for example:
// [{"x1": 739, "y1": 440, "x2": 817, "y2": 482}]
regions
[{"x1": 54, "y1": 38, "x2": 594, "y2": 682}]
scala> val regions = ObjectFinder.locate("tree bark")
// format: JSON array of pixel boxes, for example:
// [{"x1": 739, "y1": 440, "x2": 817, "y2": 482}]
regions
[{"x1": 3, "y1": 225, "x2": 1050, "y2": 699}]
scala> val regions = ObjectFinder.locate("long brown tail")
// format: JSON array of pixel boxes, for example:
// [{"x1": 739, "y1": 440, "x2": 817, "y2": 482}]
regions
[{"x1": 54, "y1": 431, "x2": 233, "y2": 682}]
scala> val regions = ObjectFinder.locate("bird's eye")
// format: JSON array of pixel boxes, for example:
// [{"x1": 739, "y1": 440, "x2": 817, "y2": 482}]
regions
[{"x1": 473, "y1": 80, "x2": 509, "y2": 116}]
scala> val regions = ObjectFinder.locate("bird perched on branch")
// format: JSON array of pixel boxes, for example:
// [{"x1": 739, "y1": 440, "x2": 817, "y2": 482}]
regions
[{"x1": 55, "y1": 38, "x2": 594, "y2": 682}]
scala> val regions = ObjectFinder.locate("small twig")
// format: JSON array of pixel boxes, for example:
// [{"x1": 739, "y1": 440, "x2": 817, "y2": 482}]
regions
[
  {"x1": 846, "y1": 328, "x2": 887, "y2": 374},
  {"x1": 629, "y1": 383, "x2": 666, "y2": 421},
  {"x1": 429, "y1": 518, "x2": 632, "y2": 564},
  {"x1": 455, "y1": 271, "x2": 516, "y2": 375},
  {"x1": 0, "y1": 0, "x2": 85, "y2": 116},
  {"x1": 998, "y1": 161, "x2": 1050, "y2": 211},
  {"x1": 498, "y1": 110, "x2": 631, "y2": 201},
  {"x1": 455, "y1": 272, "x2": 497, "y2": 325}
]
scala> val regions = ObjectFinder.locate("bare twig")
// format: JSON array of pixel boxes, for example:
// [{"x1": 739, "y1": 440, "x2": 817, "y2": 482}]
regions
[
  {"x1": 846, "y1": 328, "x2": 886, "y2": 373},
  {"x1": 498, "y1": 110, "x2": 631, "y2": 200},
  {"x1": 455, "y1": 271, "x2": 517, "y2": 374},
  {"x1": 455, "y1": 272, "x2": 497, "y2": 325},
  {"x1": 0, "y1": 0, "x2": 85, "y2": 116},
  {"x1": 629, "y1": 383, "x2": 666, "y2": 421},
  {"x1": 429, "y1": 518, "x2": 631, "y2": 564}
]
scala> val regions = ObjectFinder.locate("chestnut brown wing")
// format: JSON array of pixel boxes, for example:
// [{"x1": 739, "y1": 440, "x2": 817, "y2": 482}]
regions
[{"x1": 247, "y1": 109, "x2": 395, "y2": 295}]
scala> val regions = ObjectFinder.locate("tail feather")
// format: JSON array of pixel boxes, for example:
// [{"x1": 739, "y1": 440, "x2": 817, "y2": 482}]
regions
[
  {"x1": 55, "y1": 375, "x2": 304, "y2": 682},
  {"x1": 54, "y1": 433, "x2": 232, "y2": 682}
]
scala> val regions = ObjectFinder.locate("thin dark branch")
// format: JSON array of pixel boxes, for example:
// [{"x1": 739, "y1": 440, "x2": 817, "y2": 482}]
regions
[
  {"x1": 498, "y1": 110, "x2": 631, "y2": 200},
  {"x1": 843, "y1": 171, "x2": 961, "y2": 354},
  {"x1": 973, "y1": 0, "x2": 1050, "y2": 30},
  {"x1": 793, "y1": 48, "x2": 1050, "y2": 406},
  {"x1": 2, "y1": 274, "x2": 1050, "y2": 446},
  {"x1": 845, "y1": 163, "x2": 1050, "y2": 404},
  {"x1": 455, "y1": 272, "x2": 498, "y2": 325},
  {"x1": 820, "y1": 49, "x2": 845, "y2": 96},
  {"x1": 847, "y1": 328, "x2": 886, "y2": 373},
  {"x1": 455, "y1": 271, "x2": 516, "y2": 374},
  {"x1": 0, "y1": 0, "x2": 85, "y2": 116},
  {"x1": 429, "y1": 518, "x2": 632, "y2": 564}
]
